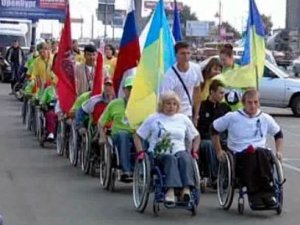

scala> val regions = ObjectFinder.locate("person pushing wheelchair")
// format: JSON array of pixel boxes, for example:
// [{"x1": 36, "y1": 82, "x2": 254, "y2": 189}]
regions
[{"x1": 211, "y1": 89, "x2": 284, "y2": 207}]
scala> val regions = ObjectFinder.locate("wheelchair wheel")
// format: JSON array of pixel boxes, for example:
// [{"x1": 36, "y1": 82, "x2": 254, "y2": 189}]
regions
[
  {"x1": 153, "y1": 202, "x2": 160, "y2": 216},
  {"x1": 56, "y1": 120, "x2": 65, "y2": 156},
  {"x1": 80, "y1": 131, "x2": 90, "y2": 174},
  {"x1": 217, "y1": 152, "x2": 235, "y2": 210},
  {"x1": 273, "y1": 155, "x2": 285, "y2": 215},
  {"x1": 13, "y1": 82, "x2": 24, "y2": 101},
  {"x1": 238, "y1": 197, "x2": 244, "y2": 215},
  {"x1": 193, "y1": 159, "x2": 201, "y2": 190},
  {"x1": 25, "y1": 101, "x2": 32, "y2": 131},
  {"x1": 68, "y1": 121, "x2": 78, "y2": 167},
  {"x1": 22, "y1": 100, "x2": 27, "y2": 125},
  {"x1": 99, "y1": 140, "x2": 112, "y2": 190},
  {"x1": 133, "y1": 154, "x2": 151, "y2": 213},
  {"x1": 36, "y1": 109, "x2": 44, "y2": 147}
]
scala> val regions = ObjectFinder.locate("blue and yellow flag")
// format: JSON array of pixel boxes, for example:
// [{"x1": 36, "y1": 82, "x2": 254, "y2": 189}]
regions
[
  {"x1": 217, "y1": 0, "x2": 265, "y2": 89},
  {"x1": 126, "y1": 0, "x2": 176, "y2": 128}
]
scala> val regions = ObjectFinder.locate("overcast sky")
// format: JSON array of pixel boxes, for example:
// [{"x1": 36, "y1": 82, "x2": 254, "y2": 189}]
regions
[
  {"x1": 184, "y1": 0, "x2": 286, "y2": 30},
  {"x1": 37, "y1": 0, "x2": 286, "y2": 39}
]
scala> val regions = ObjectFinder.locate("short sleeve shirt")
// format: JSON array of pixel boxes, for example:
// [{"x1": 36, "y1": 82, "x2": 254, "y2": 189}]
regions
[
  {"x1": 99, "y1": 98, "x2": 134, "y2": 135},
  {"x1": 160, "y1": 62, "x2": 203, "y2": 116},
  {"x1": 213, "y1": 110, "x2": 281, "y2": 153},
  {"x1": 137, "y1": 113, "x2": 199, "y2": 155}
]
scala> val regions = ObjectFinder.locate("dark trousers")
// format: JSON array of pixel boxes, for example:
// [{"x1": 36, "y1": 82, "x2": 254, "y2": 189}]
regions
[
  {"x1": 158, "y1": 151, "x2": 195, "y2": 188},
  {"x1": 10, "y1": 63, "x2": 20, "y2": 90},
  {"x1": 235, "y1": 148, "x2": 274, "y2": 196},
  {"x1": 199, "y1": 140, "x2": 218, "y2": 180}
]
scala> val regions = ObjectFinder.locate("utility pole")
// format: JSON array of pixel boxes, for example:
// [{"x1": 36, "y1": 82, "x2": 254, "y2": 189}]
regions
[
  {"x1": 218, "y1": 0, "x2": 222, "y2": 42},
  {"x1": 91, "y1": 14, "x2": 94, "y2": 39},
  {"x1": 104, "y1": 0, "x2": 108, "y2": 39}
]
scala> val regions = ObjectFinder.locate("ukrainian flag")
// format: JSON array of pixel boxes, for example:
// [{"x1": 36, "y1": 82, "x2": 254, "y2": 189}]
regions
[
  {"x1": 126, "y1": 0, "x2": 176, "y2": 128},
  {"x1": 217, "y1": 0, "x2": 265, "y2": 89}
]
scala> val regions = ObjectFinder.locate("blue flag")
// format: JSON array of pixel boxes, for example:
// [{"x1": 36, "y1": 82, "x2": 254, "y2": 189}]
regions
[{"x1": 172, "y1": 0, "x2": 182, "y2": 41}]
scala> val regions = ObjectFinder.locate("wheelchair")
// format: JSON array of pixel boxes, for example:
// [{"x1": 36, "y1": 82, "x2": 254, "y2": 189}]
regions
[
  {"x1": 68, "y1": 119, "x2": 79, "y2": 166},
  {"x1": 25, "y1": 98, "x2": 38, "y2": 133},
  {"x1": 133, "y1": 152, "x2": 201, "y2": 216},
  {"x1": 80, "y1": 118, "x2": 101, "y2": 176},
  {"x1": 36, "y1": 100, "x2": 57, "y2": 148},
  {"x1": 217, "y1": 149, "x2": 285, "y2": 215},
  {"x1": 99, "y1": 132, "x2": 135, "y2": 191},
  {"x1": 56, "y1": 113, "x2": 70, "y2": 157}
]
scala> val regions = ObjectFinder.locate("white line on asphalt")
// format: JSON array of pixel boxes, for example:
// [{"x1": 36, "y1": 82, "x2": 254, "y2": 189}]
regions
[
  {"x1": 284, "y1": 158, "x2": 300, "y2": 161},
  {"x1": 283, "y1": 163, "x2": 300, "y2": 173}
]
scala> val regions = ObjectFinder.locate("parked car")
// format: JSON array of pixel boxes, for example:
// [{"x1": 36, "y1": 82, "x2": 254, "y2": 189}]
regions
[
  {"x1": 292, "y1": 57, "x2": 300, "y2": 77},
  {"x1": 201, "y1": 56, "x2": 300, "y2": 117},
  {"x1": 0, "y1": 54, "x2": 11, "y2": 82}
]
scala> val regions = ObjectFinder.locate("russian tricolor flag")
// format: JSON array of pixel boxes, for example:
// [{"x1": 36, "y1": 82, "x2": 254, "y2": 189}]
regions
[{"x1": 113, "y1": 0, "x2": 141, "y2": 96}]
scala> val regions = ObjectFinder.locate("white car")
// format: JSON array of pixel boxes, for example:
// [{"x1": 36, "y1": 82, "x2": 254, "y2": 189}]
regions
[
  {"x1": 292, "y1": 57, "x2": 300, "y2": 77},
  {"x1": 201, "y1": 56, "x2": 300, "y2": 117}
]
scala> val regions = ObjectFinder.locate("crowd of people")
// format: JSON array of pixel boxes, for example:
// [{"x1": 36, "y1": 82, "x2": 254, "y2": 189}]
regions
[{"x1": 7, "y1": 38, "x2": 284, "y2": 214}]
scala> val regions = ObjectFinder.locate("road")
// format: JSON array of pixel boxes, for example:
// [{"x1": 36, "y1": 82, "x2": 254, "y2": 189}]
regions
[{"x1": 0, "y1": 83, "x2": 299, "y2": 225}]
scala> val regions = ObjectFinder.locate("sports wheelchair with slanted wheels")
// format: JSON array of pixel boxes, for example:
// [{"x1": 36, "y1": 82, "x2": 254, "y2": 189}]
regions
[
  {"x1": 217, "y1": 149, "x2": 285, "y2": 215},
  {"x1": 133, "y1": 152, "x2": 201, "y2": 216}
]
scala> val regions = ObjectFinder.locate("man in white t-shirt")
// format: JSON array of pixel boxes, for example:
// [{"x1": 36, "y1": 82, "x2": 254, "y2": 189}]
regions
[
  {"x1": 160, "y1": 41, "x2": 203, "y2": 124},
  {"x1": 211, "y1": 89, "x2": 283, "y2": 207}
]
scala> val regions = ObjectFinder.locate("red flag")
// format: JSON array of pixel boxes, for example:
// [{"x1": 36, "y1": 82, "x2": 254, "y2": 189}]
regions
[
  {"x1": 91, "y1": 52, "x2": 103, "y2": 96},
  {"x1": 113, "y1": 3, "x2": 140, "y2": 95},
  {"x1": 53, "y1": 3, "x2": 76, "y2": 113}
]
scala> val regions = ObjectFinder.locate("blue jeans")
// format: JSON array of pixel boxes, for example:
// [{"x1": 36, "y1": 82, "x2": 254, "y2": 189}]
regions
[
  {"x1": 157, "y1": 151, "x2": 195, "y2": 188},
  {"x1": 75, "y1": 107, "x2": 88, "y2": 129},
  {"x1": 112, "y1": 131, "x2": 133, "y2": 172},
  {"x1": 200, "y1": 140, "x2": 218, "y2": 180}
]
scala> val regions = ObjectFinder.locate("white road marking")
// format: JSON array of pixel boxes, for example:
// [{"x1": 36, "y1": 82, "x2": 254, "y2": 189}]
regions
[{"x1": 283, "y1": 163, "x2": 300, "y2": 173}]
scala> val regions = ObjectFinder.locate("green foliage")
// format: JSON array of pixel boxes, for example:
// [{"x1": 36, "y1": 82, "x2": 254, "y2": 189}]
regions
[{"x1": 153, "y1": 132, "x2": 174, "y2": 156}]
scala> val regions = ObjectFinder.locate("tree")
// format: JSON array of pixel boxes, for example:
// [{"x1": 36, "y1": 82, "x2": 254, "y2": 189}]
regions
[
  {"x1": 261, "y1": 14, "x2": 273, "y2": 36},
  {"x1": 165, "y1": 5, "x2": 198, "y2": 38},
  {"x1": 221, "y1": 22, "x2": 241, "y2": 39}
]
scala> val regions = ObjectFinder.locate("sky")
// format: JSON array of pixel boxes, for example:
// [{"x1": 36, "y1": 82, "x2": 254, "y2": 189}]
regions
[
  {"x1": 185, "y1": 0, "x2": 286, "y2": 31},
  {"x1": 36, "y1": 0, "x2": 287, "y2": 39}
]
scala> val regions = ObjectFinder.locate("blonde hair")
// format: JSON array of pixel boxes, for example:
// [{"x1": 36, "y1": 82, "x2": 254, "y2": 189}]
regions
[{"x1": 158, "y1": 91, "x2": 181, "y2": 113}]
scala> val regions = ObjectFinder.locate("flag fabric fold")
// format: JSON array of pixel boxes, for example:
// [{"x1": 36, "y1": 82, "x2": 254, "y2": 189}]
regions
[
  {"x1": 113, "y1": 0, "x2": 140, "y2": 96},
  {"x1": 126, "y1": 0, "x2": 176, "y2": 128},
  {"x1": 172, "y1": 0, "x2": 182, "y2": 41},
  {"x1": 53, "y1": 4, "x2": 76, "y2": 113},
  {"x1": 91, "y1": 52, "x2": 103, "y2": 96},
  {"x1": 217, "y1": 0, "x2": 265, "y2": 89}
]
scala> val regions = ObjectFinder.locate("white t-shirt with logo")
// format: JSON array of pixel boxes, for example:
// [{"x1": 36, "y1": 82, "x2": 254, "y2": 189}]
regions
[
  {"x1": 137, "y1": 113, "x2": 199, "y2": 155},
  {"x1": 213, "y1": 110, "x2": 281, "y2": 153},
  {"x1": 160, "y1": 62, "x2": 203, "y2": 116}
]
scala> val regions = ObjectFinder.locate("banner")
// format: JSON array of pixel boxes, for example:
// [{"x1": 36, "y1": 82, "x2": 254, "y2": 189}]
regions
[{"x1": 0, "y1": 0, "x2": 66, "y2": 21}]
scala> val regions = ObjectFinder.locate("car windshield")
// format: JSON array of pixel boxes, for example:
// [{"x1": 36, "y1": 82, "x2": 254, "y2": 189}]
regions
[
  {"x1": 0, "y1": 34, "x2": 26, "y2": 47},
  {"x1": 266, "y1": 61, "x2": 289, "y2": 78}
]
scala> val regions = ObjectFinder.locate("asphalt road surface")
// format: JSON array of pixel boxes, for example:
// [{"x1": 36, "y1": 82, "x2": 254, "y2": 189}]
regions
[{"x1": 0, "y1": 83, "x2": 299, "y2": 225}]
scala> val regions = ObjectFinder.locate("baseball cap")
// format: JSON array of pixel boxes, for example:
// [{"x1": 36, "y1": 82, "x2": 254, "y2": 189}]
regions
[
  {"x1": 104, "y1": 76, "x2": 113, "y2": 85},
  {"x1": 123, "y1": 76, "x2": 134, "y2": 88}
]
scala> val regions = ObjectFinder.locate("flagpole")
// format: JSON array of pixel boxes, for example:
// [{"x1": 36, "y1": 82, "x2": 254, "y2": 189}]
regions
[{"x1": 255, "y1": 65, "x2": 259, "y2": 91}]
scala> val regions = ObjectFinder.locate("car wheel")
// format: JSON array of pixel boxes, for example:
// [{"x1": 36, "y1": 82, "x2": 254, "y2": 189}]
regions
[
  {"x1": 291, "y1": 96, "x2": 300, "y2": 117},
  {"x1": 295, "y1": 73, "x2": 299, "y2": 77},
  {"x1": 0, "y1": 68, "x2": 4, "y2": 83}
]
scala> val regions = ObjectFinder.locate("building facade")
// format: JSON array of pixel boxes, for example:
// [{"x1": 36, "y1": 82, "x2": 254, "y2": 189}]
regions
[{"x1": 286, "y1": 0, "x2": 300, "y2": 30}]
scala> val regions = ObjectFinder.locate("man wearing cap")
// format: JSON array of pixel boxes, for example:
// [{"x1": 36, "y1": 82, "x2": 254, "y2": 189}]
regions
[
  {"x1": 75, "y1": 77, "x2": 115, "y2": 132},
  {"x1": 99, "y1": 76, "x2": 135, "y2": 179},
  {"x1": 74, "y1": 44, "x2": 97, "y2": 96}
]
